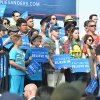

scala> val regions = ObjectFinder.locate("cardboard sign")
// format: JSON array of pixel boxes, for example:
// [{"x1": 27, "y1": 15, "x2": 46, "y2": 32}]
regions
[
  {"x1": 53, "y1": 54, "x2": 71, "y2": 69},
  {"x1": 19, "y1": 36, "x2": 30, "y2": 49},
  {"x1": 85, "y1": 78, "x2": 98, "y2": 94},
  {"x1": 31, "y1": 47, "x2": 48, "y2": 62},
  {"x1": 71, "y1": 58, "x2": 90, "y2": 73}
]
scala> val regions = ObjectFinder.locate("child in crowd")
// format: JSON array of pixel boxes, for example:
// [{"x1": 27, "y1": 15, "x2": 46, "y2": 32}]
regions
[
  {"x1": 25, "y1": 34, "x2": 42, "y2": 87},
  {"x1": 9, "y1": 34, "x2": 27, "y2": 95}
]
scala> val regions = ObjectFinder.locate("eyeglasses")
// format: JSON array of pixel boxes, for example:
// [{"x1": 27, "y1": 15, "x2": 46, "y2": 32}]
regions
[
  {"x1": 89, "y1": 25, "x2": 96, "y2": 27},
  {"x1": 51, "y1": 18, "x2": 57, "y2": 20},
  {"x1": 88, "y1": 39, "x2": 92, "y2": 42}
]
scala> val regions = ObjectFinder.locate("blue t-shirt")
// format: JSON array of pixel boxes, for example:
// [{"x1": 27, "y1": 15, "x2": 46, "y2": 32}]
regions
[{"x1": 9, "y1": 48, "x2": 25, "y2": 75}]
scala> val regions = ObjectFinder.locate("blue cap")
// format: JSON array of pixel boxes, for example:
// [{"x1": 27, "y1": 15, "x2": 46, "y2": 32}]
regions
[{"x1": 50, "y1": 25, "x2": 61, "y2": 32}]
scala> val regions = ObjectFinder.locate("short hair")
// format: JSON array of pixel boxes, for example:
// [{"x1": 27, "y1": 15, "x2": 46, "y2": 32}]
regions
[
  {"x1": 16, "y1": 18, "x2": 27, "y2": 27},
  {"x1": 35, "y1": 86, "x2": 54, "y2": 100},
  {"x1": 89, "y1": 14, "x2": 97, "y2": 20},
  {"x1": 10, "y1": 34, "x2": 21, "y2": 43},
  {"x1": 12, "y1": 10, "x2": 20, "y2": 17},
  {"x1": 84, "y1": 20, "x2": 89, "y2": 27}
]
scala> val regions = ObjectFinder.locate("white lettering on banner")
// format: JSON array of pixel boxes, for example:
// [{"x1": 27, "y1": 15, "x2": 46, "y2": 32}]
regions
[{"x1": 0, "y1": 0, "x2": 40, "y2": 7}]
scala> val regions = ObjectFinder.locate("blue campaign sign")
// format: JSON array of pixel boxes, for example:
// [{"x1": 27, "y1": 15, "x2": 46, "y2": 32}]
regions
[
  {"x1": 0, "y1": 55, "x2": 6, "y2": 78},
  {"x1": 20, "y1": 11, "x2": 28, "y2": 19},
  {"x1": 71, "y1": 58, "x2": 90, "y2": 73},
  {"x1": 19, "y1": 36, "x2": 30, "y2": 49},
  {"x1": 58, "y1": 27, "x2": 65, "y2": 38},
  {"x1": 0, "y1": 0, "x2": 76, "y2": 18},
  {"x1": 85, "y1": 78, "x2": 98, "y2": 94},
  {"x1": 0, "y1": 5, "x2": 6, "y2": 17},
  {"x1": 27, "y1": 60, "x2": 42, "y2": 80},
  {"x1": 31, "y1": 47, "x2": 48, "y2": 62},
  {"x1": 2, "y1": 38, "x2": 13, "y2": 49},
  {"x1": 53, "y1": 54, "x2": 71, "y2": 69}
]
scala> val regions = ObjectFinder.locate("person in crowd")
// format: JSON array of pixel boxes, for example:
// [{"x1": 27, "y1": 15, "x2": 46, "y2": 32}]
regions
[
  {"x1": 51, "y1": 81, "x2": 84, "y2": 100},
  {"x1": 25, "y1": 34, "x2": 42, "y2": 87},
  {"x1": 28, "y1": 28, "x2": 39, "y2": 42},
  {"x1": 64, "y1": 27, "x2": 84, "y2": 81},
  {"x1": 9, "y1": 34, "x2": 28, "y2": 95},
  {"x1": 39, "y1": 15, "x2": 50, "y2": 44},
  {"x1": 43, "y1": 25, "x2": 65, "y2": 87},
  {"x1": 89, "y1": 14, "x2": 98, "y2": 25},
  {"x1": 87, "y1": 20, "x2": 100, "y2": 47},
  {"x1": 10, "y1": 10, "x2": 20, "y2": 26},
  {"x1": 96, "y1": 44, "x2": 100, "y2": 96},
  {"x1": 0, "y1": 92, "x2": 24, "y2": 100},
  {"x1": 24, "y1": 83, "x2": 37, "y2": 100},
  {"x1": 82, "y1": 34, "x2": 97, "y2": 79},
  {"x1": 2, "y1": 17, "x2": 10, "y2": 29},
  {"x1": 16, "y1": 18, "x2": 28, "y2": 35},
  {"x1": 80, "y1": 20, "x2": 89, "y2": 40},
  {"x1": 26, "y1": 16, "x2": 34, "y2": 31},
  {"x1": 3, "y1": 25, "x2": 19, "y2": 46},
  {"x1": 35, "y1": 86, "x2": 54, "y2": 100}
]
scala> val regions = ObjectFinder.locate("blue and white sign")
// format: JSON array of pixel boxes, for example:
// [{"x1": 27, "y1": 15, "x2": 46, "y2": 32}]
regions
[
  {"x1": 27, "y1": 60, "x2": 42, "y2": 80},
  {"x1": 0, "y1": 0, "x2": 76, "y2": 19},
  {"x1": 71, "y1": 58, "x2": 90, "y2": 73},
  {"x1": 0, "y1": 55, "x2": 6, "y2": 78},
  {"x1": 0, "y1": 5, "x2": 6, "y2": 16},
  {"x1": 53, "y1": 54, "x2": 71, "y2": 69},
  {"x1": 85, "y1": 78, "x2": 98, "y2": 94},
  {"x1": 31, "y1": 47, "x2": 48, "y2": 62},
  {"x1": 59, "y1": 27, "x2": 65, "y2": 38},
  {"x1": 2, "y1": 38, "x2": 13, "y2": 49},
  {"x1": 27, "y1": 60, "x2": 41, "y2": 75},
  {"x1": 20, "y1": 11, "x2": 28, "y2": 19},
  {"x1": 19, "y1": 36, "x2": 30, "y2": 49}
]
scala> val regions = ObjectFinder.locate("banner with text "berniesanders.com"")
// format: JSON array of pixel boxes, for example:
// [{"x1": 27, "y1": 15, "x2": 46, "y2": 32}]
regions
[{"x1": 0, "y1": 0, "x2": 76, "y2": 18}]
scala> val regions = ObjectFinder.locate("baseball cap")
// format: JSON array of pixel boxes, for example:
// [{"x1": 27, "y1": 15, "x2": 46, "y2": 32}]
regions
[
  {"x1": 0, "y1": 24, "x2": 7, "y2": 31},
  {"x1": 25, "y1": 16, "x2": 34, "y2": 21},
  {"x1": 50, "y1": 25, "x2": 61, "y2": 32},
  {"x1": 8, "y1": 25, "x2": 19, "y2": 32}
]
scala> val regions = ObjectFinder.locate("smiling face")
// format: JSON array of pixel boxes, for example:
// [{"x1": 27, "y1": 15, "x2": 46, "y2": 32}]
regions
[
  {"x1": 86, "y1": 36, "x2": 93, "y2": 46},
  {"x1": 72, "y1": 29, "x2": 79, "y2": 40}
]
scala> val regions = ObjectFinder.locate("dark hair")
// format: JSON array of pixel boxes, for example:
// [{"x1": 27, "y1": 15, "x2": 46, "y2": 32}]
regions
[
  {"x1": 12, "y1": 10, "x2": 20, "y2": 17},
  {"x1": 83, "y1": 34, "x2": 94, "y2": 44},
  {"x1": 16, "y1": 18, "x2": 27, "y2": 27},
  {"x1": 89, "y1": 14, "x2": 97, "y2": 20},
  {"x1": 84, "y1": 20, "x2": 89, "y2": 27},
  {"x1": 35, "y1": 86, "x2": 54, "y2": 100},
  {"x1": 68, "y1": 27, "x2": 79, "y2": 43},
  {"x1": 2, "y1": 17, "x2": 10, "y2": 25}
]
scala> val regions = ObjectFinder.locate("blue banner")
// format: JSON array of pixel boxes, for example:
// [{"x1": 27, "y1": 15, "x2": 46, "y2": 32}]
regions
[
  {"x1": 0, "y1": 0, "x2": 76, "y2": 18},
  {"x1": 53, "y1": 54, "x2": 71, "y2": 69},
  {"x1": 85, "y1": 78, "x2": 98, "y2": 94},
  {"x1": 19, "y1": 36, "x2": 30, "y2": 49},
  {"x1": 71, "y1": 58, "x2": 90, "y2": 73},
  {"x1": 31, "y1": 47, "x2": 48, "y2": 62},
  {"x1": 0, "y1": 5, "x2": 6, "y2": 17},
  {"x1": 27, "y1": 60, "x2": 42, "y2": 80}
]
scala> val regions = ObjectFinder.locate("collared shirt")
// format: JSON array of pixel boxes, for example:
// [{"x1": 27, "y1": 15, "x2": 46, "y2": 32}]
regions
[{"x1": 28, "y1": 96, "x2": 35, "y2": 100}]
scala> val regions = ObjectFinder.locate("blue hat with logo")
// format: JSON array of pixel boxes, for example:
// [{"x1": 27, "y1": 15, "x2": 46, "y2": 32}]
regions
[{"x1": 50, "y1": 25, "x2": 61, "y2": 32}]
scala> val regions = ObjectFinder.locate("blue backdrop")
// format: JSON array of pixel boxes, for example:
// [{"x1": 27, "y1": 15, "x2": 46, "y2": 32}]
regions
[{"x1": 0, "y1": 0, "x2": 76, "y2": 18}]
